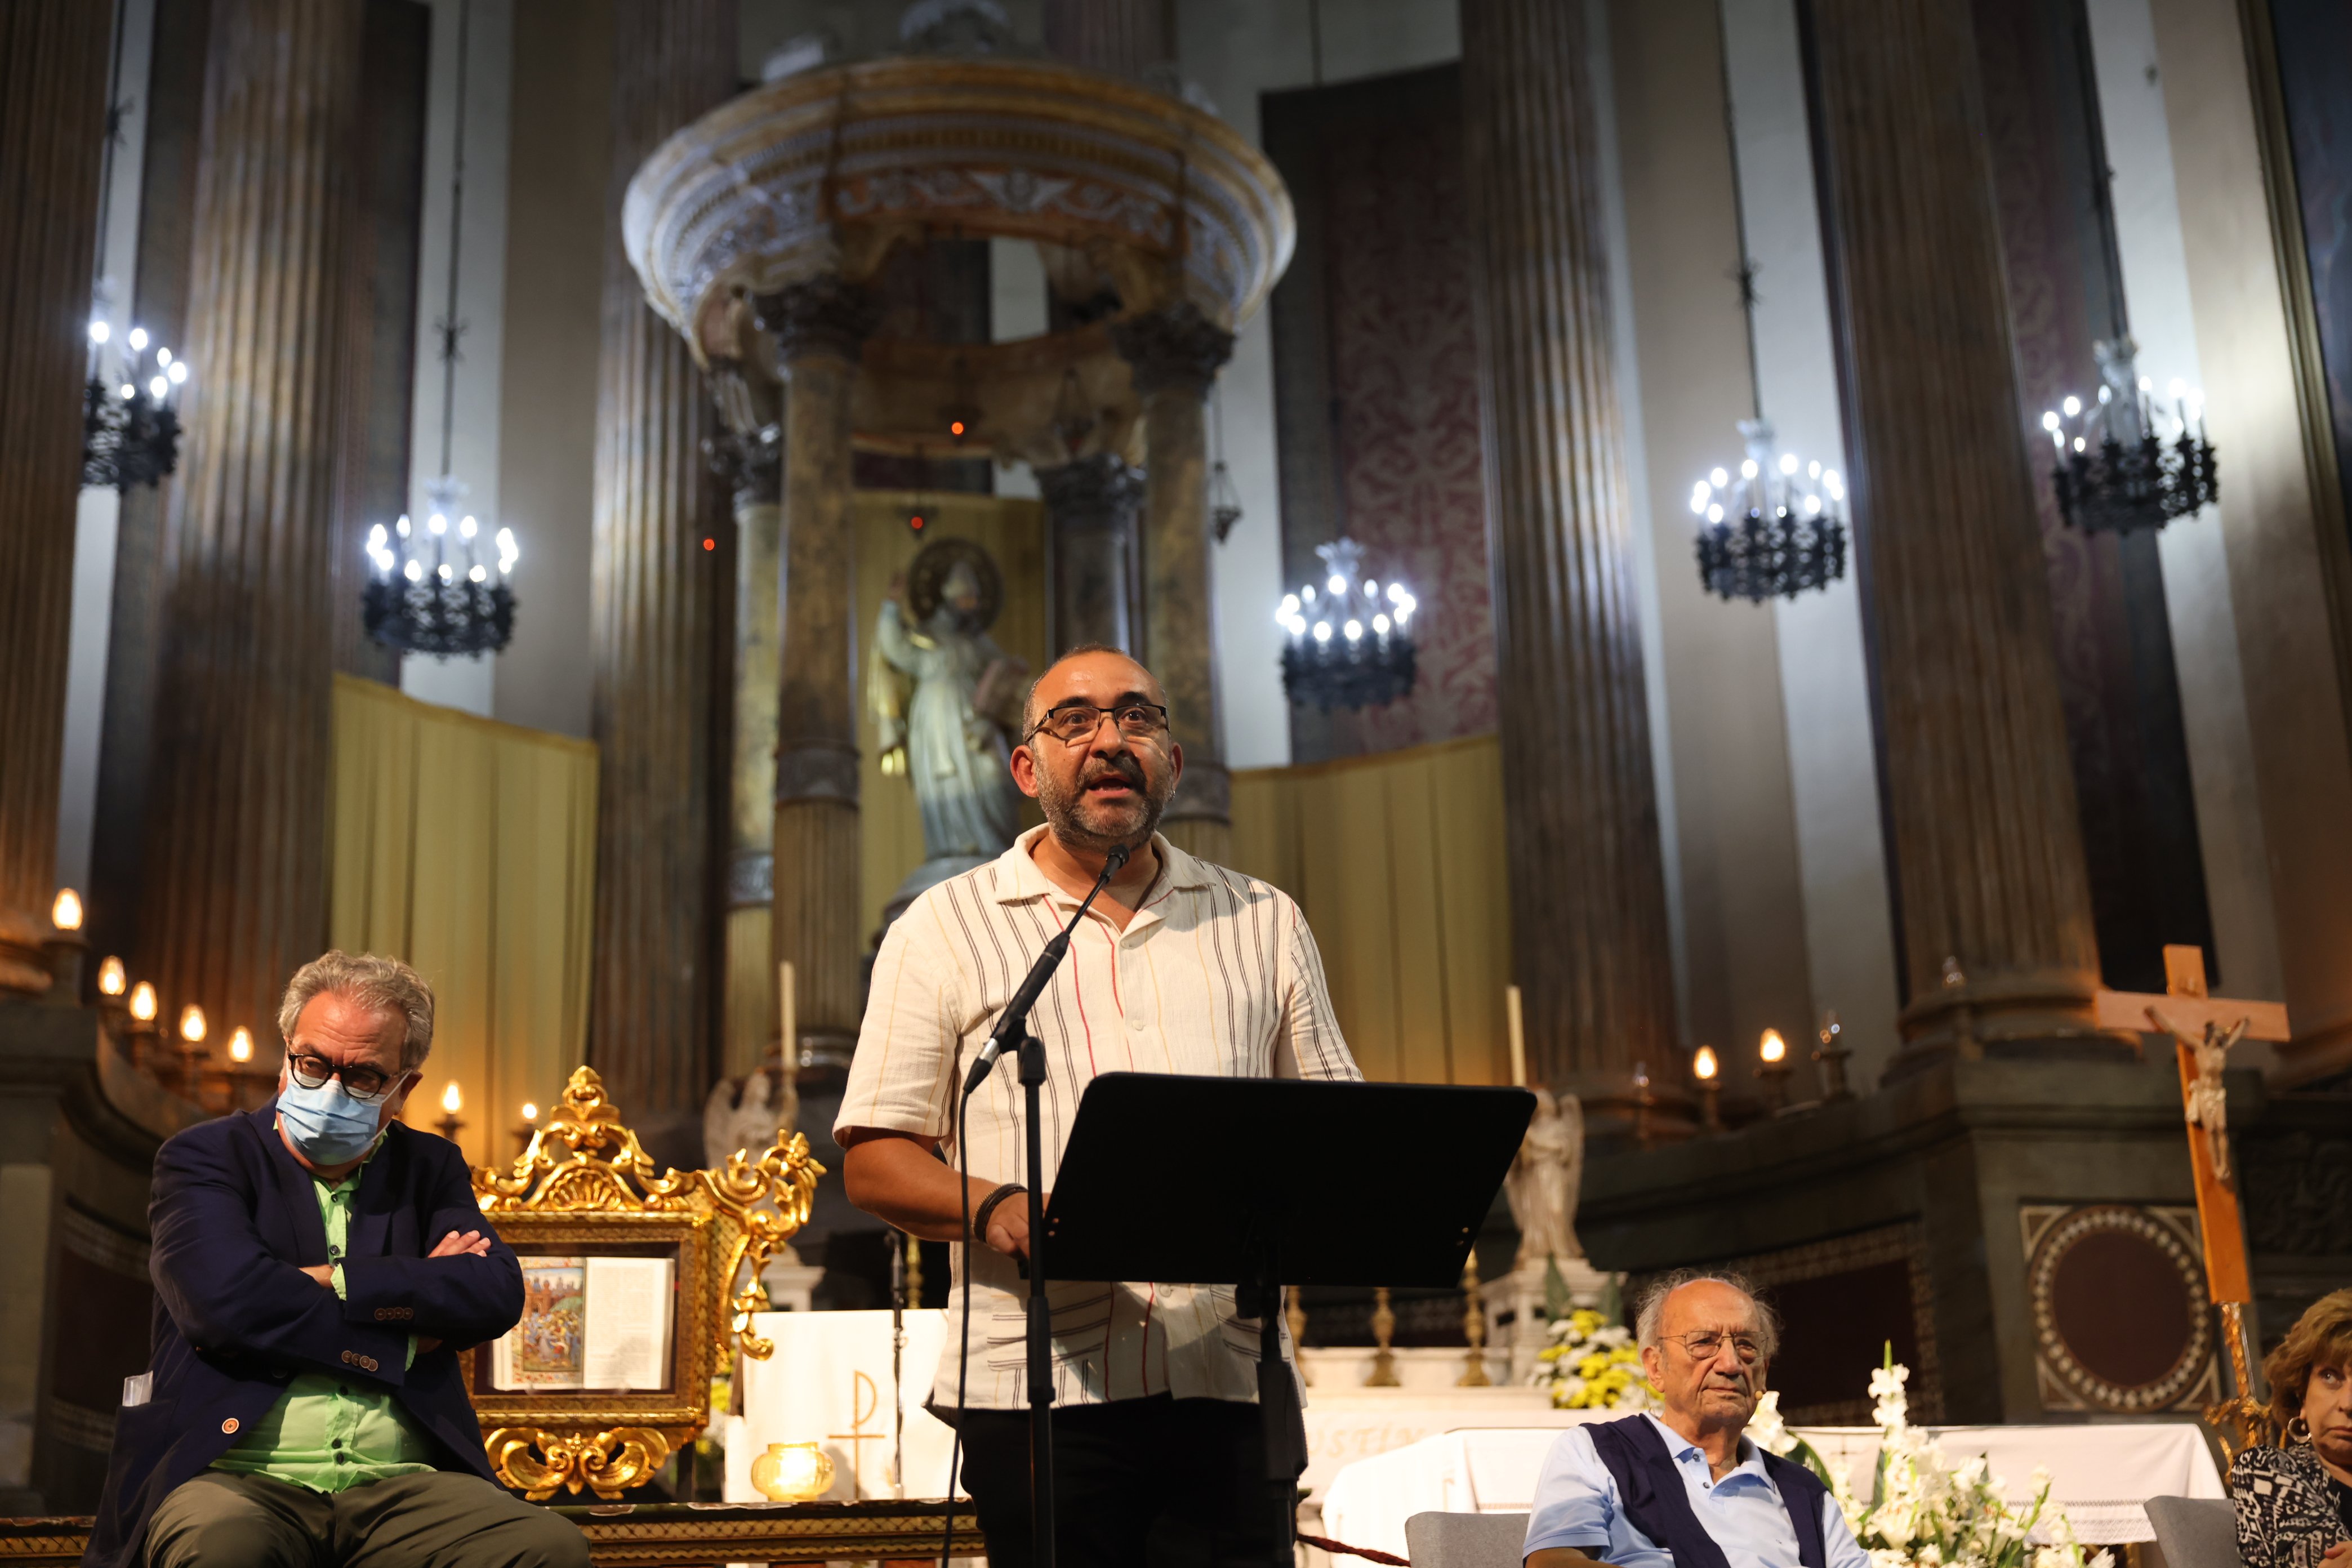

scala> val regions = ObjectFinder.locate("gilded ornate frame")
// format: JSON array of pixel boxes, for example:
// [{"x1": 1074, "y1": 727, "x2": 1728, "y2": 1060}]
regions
[{"x1": 463, "y1": 1066, "x2": 823, "y2": 1499}]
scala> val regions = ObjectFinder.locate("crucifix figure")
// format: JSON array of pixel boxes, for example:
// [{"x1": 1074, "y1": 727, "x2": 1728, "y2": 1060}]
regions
[{"x1": 2094, "y1": 943, "x2": 2291, "y2": 1456}]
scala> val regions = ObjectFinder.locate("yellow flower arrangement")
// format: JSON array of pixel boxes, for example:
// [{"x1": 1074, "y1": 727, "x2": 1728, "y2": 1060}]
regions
[{"x1": 1532, "y1": 1304, "x2": 1659, "y2": 1410}]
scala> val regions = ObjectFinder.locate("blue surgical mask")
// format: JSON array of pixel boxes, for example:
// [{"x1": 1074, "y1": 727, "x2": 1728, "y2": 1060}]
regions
[{"x1": 277, "y1": 1075, "x2": 387, "y2": 1166}]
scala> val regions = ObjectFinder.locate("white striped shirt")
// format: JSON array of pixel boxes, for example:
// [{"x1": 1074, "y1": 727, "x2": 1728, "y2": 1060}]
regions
[{"x1": 836, "y1": 825, "x2": 1362, "y2": 1411}]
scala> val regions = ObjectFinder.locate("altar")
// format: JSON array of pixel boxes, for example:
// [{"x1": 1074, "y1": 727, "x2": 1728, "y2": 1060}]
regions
[
  {"x1": 1317, "y1": 1419, "x2": 2229, "y2": 1557},
  {"x1": 726, "y1": 1309, "x2": 962, "y2": 1503}
]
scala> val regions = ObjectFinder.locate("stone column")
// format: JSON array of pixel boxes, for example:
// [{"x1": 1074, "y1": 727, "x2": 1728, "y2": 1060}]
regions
[
  {"x1": 587, "y1": 0, "x2": 735, "y2": 1146},
  {"x1": 1042, "y1": 0, "x2": 1173, "y2": 78},
  {"x1": 0, "y1": 3, "x2": 110, "y2": 997},
  {"x1": 1460, "y1": 0, "x2": 1679, "y2": 1108},
  {"x1": 140, "y1": 0, "x2": 363, "y2": 1039},
  {"x1": 1040, "y1": 452, "x2": 1146, "y2": 655},
  {"x1": 710, "y1": 366, "x2": 785, "y2": 1083},
  {"x1": 758, "y1": 279, "x2": 877, "y2": 1070},
  {"x1": 1112, "y1": 304, "x2": 1235, "y2": 866},
  {"x1": 1808, "y1": 0, "x2": 2104, "y2": 1059}
]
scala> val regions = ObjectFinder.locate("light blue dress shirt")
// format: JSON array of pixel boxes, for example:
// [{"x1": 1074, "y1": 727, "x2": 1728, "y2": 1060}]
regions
[{"x1": 1522, "y1": 1414, "x2": 1873, "y2": 1568}]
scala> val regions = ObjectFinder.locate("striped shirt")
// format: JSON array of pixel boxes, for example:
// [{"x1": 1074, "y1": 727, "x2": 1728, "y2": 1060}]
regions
[{"x1": 837, "y1": 825, "x2": 1362, "y2": 1411}]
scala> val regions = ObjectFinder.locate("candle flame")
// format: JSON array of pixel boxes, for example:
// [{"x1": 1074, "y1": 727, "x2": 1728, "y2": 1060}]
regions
[
  {"x1": 179, "y1": 1005, "x2": 207, "y2": 1044},
  {"x1": 98, "y1": 955, "x2": 126, "y2": 996},
  {"x1": 520, "y1": 1101, "x2": 539, "y2": 1122},
  {"x1": 1759, "y1": 1028, "x2": 1787, "y2": 1064},
  {"x1": 1692, "y1": 1045, "x2": 1720, "y2": 1081},
  {"x1": 130, "y1": 981, "x2": 157, "y2": 1021},
  {"x1": 228, "y1": 1026, "x2": 253, "y2": 1063},
  {"x1": 51, "y1": 889, "x2": 83, "y2": 931},
  {"x1": 441, "y1": 1081, "x2": 462, "y2": 1115}
]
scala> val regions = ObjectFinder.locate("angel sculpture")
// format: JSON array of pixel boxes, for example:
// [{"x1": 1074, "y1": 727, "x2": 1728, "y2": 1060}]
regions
[
  {"x1": 870, "y1": 538, "x2": 1028, "y2": 866},
  {"x1": 2148, "y1": 1005, "x2": 2250, "y2": 1187},
  {"x1": 702, "y1": 1059, "x2": 799, "y2": 1174},
  {"x1": 1504, "y1": 1085, "x2": 1587, "y2": 1271}
]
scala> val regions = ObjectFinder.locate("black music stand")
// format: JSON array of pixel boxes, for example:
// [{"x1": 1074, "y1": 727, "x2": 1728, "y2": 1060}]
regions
[{"x1": 1042, "y1": 1073, "x2": 1535, "y2": 1548}]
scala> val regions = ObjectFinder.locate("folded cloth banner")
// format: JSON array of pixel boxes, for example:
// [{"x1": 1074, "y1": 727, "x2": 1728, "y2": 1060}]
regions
[
  {"x1": 1321, "y1": 1422, "x2": 2228, "y2": 1555},
  {"x1": 328, "y1": 674, "x2": 598, "y2": 1163}
]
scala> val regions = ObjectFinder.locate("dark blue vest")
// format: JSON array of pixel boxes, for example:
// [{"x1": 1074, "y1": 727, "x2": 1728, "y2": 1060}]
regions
[{"x1": 1586, "y1": 1414, "x2": 1830, "y2": 1568}]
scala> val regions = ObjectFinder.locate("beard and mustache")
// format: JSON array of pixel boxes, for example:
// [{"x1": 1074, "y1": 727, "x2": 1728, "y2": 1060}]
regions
[{"x1": 1034, "y1": 747, "x2": 1175, "y2": 854}]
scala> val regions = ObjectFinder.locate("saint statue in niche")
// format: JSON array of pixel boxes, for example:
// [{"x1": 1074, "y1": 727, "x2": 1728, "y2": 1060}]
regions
[
  {"x1": 1504, "y1": 1086, "x2": 1586, "y2": 1270},
  {"x1": 871, "y1": 537, "x2": 1028, "y2": 908}
]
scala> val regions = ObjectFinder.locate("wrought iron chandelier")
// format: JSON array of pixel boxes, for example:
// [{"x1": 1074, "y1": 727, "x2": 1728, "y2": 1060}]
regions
[
  {"x1": 82, "y1": 321, "x2": 187, "y2": 491},
  {"x1": 2041, "y1": 338, "x2": 2216, "y2": 534},
  {"x1": 1691, "y1": 420, "x2": 1847, "y2": 603},
  {"x1": 1276, "y1": 538, "x2": 1419, "y2": 711},
  {"x1": 364, "y1": 0, "x2": 515, "y2": 659}
]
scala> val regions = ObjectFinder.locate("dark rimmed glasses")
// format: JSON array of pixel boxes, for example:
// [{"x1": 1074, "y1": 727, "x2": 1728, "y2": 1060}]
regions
[
  {"x1": 1664, "y1": 1330, "x2": 1764, "y2": 1365},
  {"x1": 286, "y1": 1050, "x2": 405, "y2": 1103},
  {"x1": 1023, "y1": 701, "x2": 1171, "y2": 747}
]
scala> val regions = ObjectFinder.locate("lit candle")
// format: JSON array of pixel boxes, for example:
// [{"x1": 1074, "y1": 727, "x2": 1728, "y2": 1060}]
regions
[
  {"x1": 179, "y1": 1005, "x2": 206, "y2": 1044},
  {"x1": 228, "y1": 1027, "x2": 253, "y2": 1064},
  {"x1": 1505, "y1": 985, "x2": 1526, "y2": 1088},
  {"x1": 97, "y1": 955, "x2": 126, "y2": 996},
  {"x1": 50, "y1": 889, "x2": 83, "y2": 931},
  {"x1": 130, "y1": 981, "x2": 158, "y2": 1022},
  {"x1": 520, "y1": 1101, "x2": 538, "y2": 1124},
  {"x1": 1759, "y1": 1028, "x2": 1786, "y2": 1064},
  {"x1": 442, "y1": 1081, "x2": 462, "y2": 1115},
  {"x1": 778, "y1": 959, "x2": 796, "y2": 1065},
  {"x1": 1692, "y1": 1045, "x2": 1720, "y2": 1081}
]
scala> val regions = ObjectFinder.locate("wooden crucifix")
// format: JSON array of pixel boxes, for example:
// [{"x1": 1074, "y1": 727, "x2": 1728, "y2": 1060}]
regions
[{"x1": 2093, "y1": 943, "x2": 2290, "y2": 1454}]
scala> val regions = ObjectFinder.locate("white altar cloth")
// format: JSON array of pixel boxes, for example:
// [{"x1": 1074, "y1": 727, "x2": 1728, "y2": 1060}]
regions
[
  {"x1": 725, "y1": 1309, "x2": 963, "y2": 1502},
  {"x1": 1320, "y1": 1420, "x2": 2225, "y2": 1556}
]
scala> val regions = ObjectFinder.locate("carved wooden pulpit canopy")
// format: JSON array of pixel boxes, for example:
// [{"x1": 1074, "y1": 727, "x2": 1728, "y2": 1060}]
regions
[{"x1": 463, "y1": 1066, "x2": 825, "y2": 1499}]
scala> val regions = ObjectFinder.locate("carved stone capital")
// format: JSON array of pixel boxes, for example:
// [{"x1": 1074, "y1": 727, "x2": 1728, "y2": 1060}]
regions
[
  {"x1": 753, "y1": 277, "x2": 881, "y2": 366},
  {"x1": 706, "y1": 424, "x2": 782, "y2": 507},
  {"x1": 1109, "y1": 302, "x2": 1234, "y2": 398},
  {"x1": 774, "y1": 740, "x2": 861, "y2": 804},
  {"x1": 1161, "y1": 759, "x2": 1231, "y2": 825},
  {"x1": 1037, "y1": 451, "x2": 1146, "y2": 531},
  {"x1": 727, "y1": 852, "x2": 775, "y2": 908}
]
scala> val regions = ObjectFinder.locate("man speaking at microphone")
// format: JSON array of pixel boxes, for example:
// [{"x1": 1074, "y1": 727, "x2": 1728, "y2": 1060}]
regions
[{"x1": 836, "y1": 644, "x2": 1362, "y2": 1564}]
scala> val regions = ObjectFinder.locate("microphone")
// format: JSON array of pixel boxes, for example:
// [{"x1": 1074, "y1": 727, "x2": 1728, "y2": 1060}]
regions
[{"x1": 963, "y1": 842, "x2": 1133, "y2": 1095}]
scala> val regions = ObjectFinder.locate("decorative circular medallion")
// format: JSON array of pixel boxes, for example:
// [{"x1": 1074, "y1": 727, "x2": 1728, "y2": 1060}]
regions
[
  {"x1": 905, "y1": 537, "x2": 1004, "y2": 632},
  {"x1": 2026, "y1": 1204, "x2": 2211, "y2": 1413}
]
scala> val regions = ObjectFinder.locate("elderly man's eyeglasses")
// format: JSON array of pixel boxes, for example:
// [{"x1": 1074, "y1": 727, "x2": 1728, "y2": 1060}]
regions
[
  {"x1": 1024, "y1": 702, "x2": 1171, "y2": 747},
  {"x1": 1665, "y1": 1331, "x2": 1763, "y2": 1365},
  {"x1": 286, "y1": 1051, "x2": 403, "y2": 1103}
]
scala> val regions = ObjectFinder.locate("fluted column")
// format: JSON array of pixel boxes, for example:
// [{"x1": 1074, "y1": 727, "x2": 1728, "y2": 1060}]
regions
[
  {"x1": 1113, "y1": 304, "x2": 1235, "y2": 866},
  {"x1": 1462, "y1": 0, "x2": 1678, "y2": 1107},
  {"x1": 1810, "y1": 0, "x2": 2103, "y2": 1060},
  {"x1": 0, "y1": 3, "x2": 110, "y2": 996},
  {"x1": 1042, "y1": 0, "x2": 1173, "y2": 78},
  {"x1": 587, "y1": 0, "x2": 736, "y2": 1139},
  {"x1": 140, "y1": 0, "x2": 362, "y2": 1039},
  {"x1": 1041, "y1": 452, "x2": 1146, "y2": 655},
  {"x1": 711, "y1": 369, "x2": 784, "y2": 1083},
  {"x1": 760, "y1": 279, "x2": 877, "y2": 1070}
]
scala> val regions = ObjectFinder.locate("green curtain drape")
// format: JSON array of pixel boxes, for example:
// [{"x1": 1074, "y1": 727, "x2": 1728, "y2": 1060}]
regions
[
  {"x1": 328, "y1": 674, "x2": 598, "y2": 1165},
  {"x1": 1228, "y1": 732, "x2": 1513, "y2": 1086}
]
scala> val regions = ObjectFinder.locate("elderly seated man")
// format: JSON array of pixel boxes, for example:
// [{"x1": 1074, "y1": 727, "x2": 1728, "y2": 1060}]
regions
[
  {"x1": 1524, "y1": 1271, "x2": 1868, "y2": 1568},
  {"x1": 83, "y1": 951, "x2": 587, "y2": 1568}
]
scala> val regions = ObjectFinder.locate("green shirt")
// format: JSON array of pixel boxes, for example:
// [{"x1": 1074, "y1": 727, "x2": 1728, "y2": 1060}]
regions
[{"x1": 211, "y1": 1152, "x2": 437, "y2": 1491}]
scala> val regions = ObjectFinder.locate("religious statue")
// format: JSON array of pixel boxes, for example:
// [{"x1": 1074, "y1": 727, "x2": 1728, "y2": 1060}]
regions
[
  {"x1": 870, "y1": 538, "x2": 1028, "y2": 888},
  {"x1": 1504, "y1": 1085, "x2": 1585, "y2": 1269},
  {"x1": 702, "y1": 1061, "x2": 799, "y2": 1175},
  {"x1": 2149, "y1": 1004, "x2": 2250, "y2": 1188}
]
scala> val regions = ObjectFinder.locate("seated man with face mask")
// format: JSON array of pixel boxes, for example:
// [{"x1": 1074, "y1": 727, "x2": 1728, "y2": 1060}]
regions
[
  {"x1": 1524, "y1": 1272, "x2": 1869, "y2": 1568},
  {"x1": 83, "y1": 951, "x2": 586, "y2": 1568}
]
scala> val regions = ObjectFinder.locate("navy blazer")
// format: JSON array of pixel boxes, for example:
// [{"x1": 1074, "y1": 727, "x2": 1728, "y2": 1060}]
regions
[{"x1": 84, "y1": 1102, "x2": 524, "y2": 1568}]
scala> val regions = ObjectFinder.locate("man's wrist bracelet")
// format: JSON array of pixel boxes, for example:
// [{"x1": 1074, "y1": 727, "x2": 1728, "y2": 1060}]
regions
[{"x1": 972, "y1": 1182, "x2": 1027, "y2": 1242}]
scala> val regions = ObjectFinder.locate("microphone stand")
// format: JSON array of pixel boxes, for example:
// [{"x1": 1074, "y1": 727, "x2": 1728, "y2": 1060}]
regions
[{"x1": 961, "y1": 841, "x2": 1130, "y2": 1568}]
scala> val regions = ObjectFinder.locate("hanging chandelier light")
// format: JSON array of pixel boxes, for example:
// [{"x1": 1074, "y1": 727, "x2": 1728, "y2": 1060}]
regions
[
  {"x1": 2042, "y1": 337, "x2": 2216, "y2": 534},
  {"x1": 82, "y1": 320, "x2": 188, "y2": 491},
  {"x1": 1691, "y1": 420, "x2": 1847, "y2": 603},
  {"x1": 363, "y1": 0, "x2": 515, "y2": 659},
  {"x1": 1276, "y1": 537, "x2": 1419, "y2": 711}
]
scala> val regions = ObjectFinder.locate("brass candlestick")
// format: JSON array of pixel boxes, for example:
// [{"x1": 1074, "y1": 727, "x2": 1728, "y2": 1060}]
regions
[
  {"x1": 1366, "y1": 1288, "x2": 1400, "y2": 1387},
  {"x1": 175, "y1": 1005, "x2": 210, "y2": 1099},
  {"x1": 1756, "y1": 1028, "x2": 1793, "y2": 1112},
  {"x1": 1458, "y1": 1254, "x2": 1491, "y2": 1387},
  {"x1": 43, "y1": 890, "x2": 86, "y2": 1005},
  {"x1": 1692, "y1": 1046, "x2": 1722, "y2": 1134},
  {"x1": 435, "y1": 1081, "x2": 466, "y2": 1150}
]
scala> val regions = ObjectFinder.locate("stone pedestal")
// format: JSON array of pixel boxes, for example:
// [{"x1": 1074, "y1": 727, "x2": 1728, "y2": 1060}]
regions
[
  {"x1": 141, "y1": 0, "x2": 364, "y2": 1039},
  {"x1": 1807, "y1": 0, "x2": 2104, "y2": 1063},
  {"x1": 0, "y1": 2, "x2": 110, "y2": 997},
  {"x1": 1111, "y1": 304, "x2": 1235, "y2": 866},
  {"x1": 1503, "y1": 1256, "x2": 1609, "y2": 1383},
  {"x1": 1040, "y1": 453, "x2": 1146, "y2": 656},
  {"x1": 586, "y1": 0, "x2": 736, "y2": 1151},
  {"x1": 759, "y1": 279, "x2": 878, "y2": 1071},
  {"x1": 1460, "y1": 0, "x2": 1678, "y2": 1112}
]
